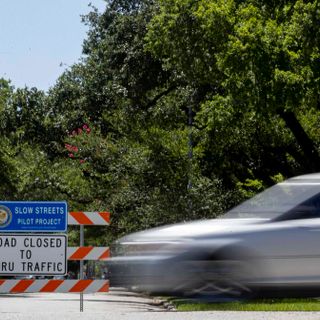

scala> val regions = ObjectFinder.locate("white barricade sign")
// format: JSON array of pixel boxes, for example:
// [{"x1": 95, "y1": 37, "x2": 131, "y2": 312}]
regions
[{"x1": 0, "y1": 234, "x2": 67, "y2": 276}]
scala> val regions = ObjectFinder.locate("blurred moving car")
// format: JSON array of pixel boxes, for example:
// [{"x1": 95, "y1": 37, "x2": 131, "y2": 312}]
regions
[{"x1": 109, "y1": 173, "x2": 320, "y2": 298}]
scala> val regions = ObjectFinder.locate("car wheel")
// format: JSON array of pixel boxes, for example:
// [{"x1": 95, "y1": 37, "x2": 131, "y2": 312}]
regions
[{"x1": 171, "y1": 258, "x2": 253, "y2": 300}]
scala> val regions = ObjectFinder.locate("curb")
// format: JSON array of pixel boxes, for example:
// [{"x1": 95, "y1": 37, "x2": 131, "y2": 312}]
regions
[{"x1": 152, "y1": 297, "x2": 176, "y2": 311}]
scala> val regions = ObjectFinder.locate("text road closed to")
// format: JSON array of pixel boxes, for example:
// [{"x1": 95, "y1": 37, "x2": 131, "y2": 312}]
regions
[{"x1": 0, "y1": 234, "x2": 67, "y2": 275}]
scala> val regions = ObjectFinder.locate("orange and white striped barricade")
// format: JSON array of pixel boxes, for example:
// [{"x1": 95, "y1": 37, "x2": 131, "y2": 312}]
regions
[
  {"x1": 68, "y1": 211, "x2": 111, "y2": 311},
  {"x1": 0, "y1": 208, "x2": 111, "y2": 313},
  {"x1": 67, "y1": 246, "x2": 110, "y2": 261},
  {"x1": 68, "y1": 211, "x2": 110, "y2": 226},
  {"x1": 0, "y1": 279, "x2": 109, "y2": 293}
]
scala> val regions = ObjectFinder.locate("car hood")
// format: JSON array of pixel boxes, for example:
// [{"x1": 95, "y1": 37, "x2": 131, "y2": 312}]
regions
[{"x1": 118, "y1": 218, "x2": 269, "y2": 243}]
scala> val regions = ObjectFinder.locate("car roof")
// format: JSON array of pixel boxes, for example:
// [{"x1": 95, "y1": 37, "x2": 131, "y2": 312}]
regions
[{"x1": 286, "y1": 173, "x2": 320, "y2": 183}]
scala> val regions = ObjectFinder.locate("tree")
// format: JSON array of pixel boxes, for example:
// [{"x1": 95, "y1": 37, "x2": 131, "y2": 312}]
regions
[
  {"x1": 145, "y1": 0, "x2": 320, "y2": 181},
  {"x1": 6, "y1": 0, "x2": 318, "y2": 242},
  {"x1": 39, "y1": 0, "x2": 232, "y2": 240}
]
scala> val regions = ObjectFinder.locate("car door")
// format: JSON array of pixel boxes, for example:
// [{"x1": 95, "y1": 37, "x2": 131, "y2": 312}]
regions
[{"x1": 251, "y1": 193, "x2": 320, "y2": 286}]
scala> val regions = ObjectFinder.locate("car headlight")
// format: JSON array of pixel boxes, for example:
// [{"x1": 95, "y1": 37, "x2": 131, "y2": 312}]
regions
[{"x1": 111, "y1": 241, "x2": 180, "y2": 257}]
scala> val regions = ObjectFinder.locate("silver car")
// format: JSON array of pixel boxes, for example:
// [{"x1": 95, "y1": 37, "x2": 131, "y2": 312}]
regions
[{"x1": 109, "y1": 173, "x2": 320, "y2": 298}]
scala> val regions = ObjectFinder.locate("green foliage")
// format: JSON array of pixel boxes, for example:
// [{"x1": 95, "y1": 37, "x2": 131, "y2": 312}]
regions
[
  {"x1": 146, "y1": 0, "x2": 320, "y2": 178},
  {"x1": 236, "y1": 178, "x2": 265, "y2": 199}
]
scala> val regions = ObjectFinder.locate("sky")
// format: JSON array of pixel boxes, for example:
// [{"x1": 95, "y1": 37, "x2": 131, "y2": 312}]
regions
[{"x1": 0, "y1": 0, "x2": 106, "y2": 91}]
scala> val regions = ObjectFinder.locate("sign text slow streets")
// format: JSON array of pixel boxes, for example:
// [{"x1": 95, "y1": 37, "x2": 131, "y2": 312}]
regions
[{"x1": 0, "y1": 201, "x2": 67, "y2": 232}]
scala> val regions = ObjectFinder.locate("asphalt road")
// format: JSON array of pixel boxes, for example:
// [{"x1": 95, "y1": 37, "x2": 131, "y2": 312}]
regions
[{"x1": 0, "y1": 288, "x2": 320, "y2": 320}]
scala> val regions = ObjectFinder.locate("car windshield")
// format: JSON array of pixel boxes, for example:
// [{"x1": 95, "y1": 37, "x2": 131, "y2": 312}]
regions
[{"x1": 222, "y1": 181, "x2": 320, "y2": 219}]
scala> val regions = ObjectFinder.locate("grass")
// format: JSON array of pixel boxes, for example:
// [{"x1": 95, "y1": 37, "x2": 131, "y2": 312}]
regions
[{"x1": 169, "y1": 298, "x2": 320, "y2": 312}]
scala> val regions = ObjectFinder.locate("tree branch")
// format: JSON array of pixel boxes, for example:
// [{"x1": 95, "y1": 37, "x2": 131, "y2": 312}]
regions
[{"x1": 145, "y1": 85, "x2": 178, "y2": 109}]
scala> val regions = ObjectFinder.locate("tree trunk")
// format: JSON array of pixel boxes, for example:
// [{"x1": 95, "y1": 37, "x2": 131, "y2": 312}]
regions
[{"x1": 277, "y1": 109, "x2": 320, "y2": 172}]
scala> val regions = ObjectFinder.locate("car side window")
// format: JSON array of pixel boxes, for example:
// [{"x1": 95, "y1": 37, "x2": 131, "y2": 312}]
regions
[{"x1": 275, "y1": 193, "x2": 320, "y2": 221}]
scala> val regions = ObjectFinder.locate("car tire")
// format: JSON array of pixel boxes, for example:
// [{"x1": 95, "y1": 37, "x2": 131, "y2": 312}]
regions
[{"x1": 168, "y1": 255, "x2": 254, "y2": 300}]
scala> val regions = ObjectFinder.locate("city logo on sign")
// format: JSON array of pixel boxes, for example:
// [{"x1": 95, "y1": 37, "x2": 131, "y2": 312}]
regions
[{"x1": 0, "y1": 206, "x2": 12, "y2": 228}]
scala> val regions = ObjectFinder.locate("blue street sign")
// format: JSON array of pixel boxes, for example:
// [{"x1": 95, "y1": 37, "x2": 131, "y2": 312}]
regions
[{"x1": 0, "y1": 201, "x2": 67, "y2": 232}]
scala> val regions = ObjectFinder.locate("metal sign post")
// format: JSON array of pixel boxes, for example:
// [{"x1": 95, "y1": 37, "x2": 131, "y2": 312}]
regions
[{"x1": 80, "y1": 224, "x2": 84, "y2": 312}]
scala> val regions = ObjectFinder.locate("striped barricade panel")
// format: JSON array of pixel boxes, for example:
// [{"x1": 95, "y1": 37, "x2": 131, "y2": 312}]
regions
[
  {"x1": 67, "y1": 247, "x2": 110, "y2": 260},
  {"x1": 68, "y1": 212, "x2": 110, "y2": 225},
  {"x1": 0, "y1": 279, "x2": 109, "y2": 293}
]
